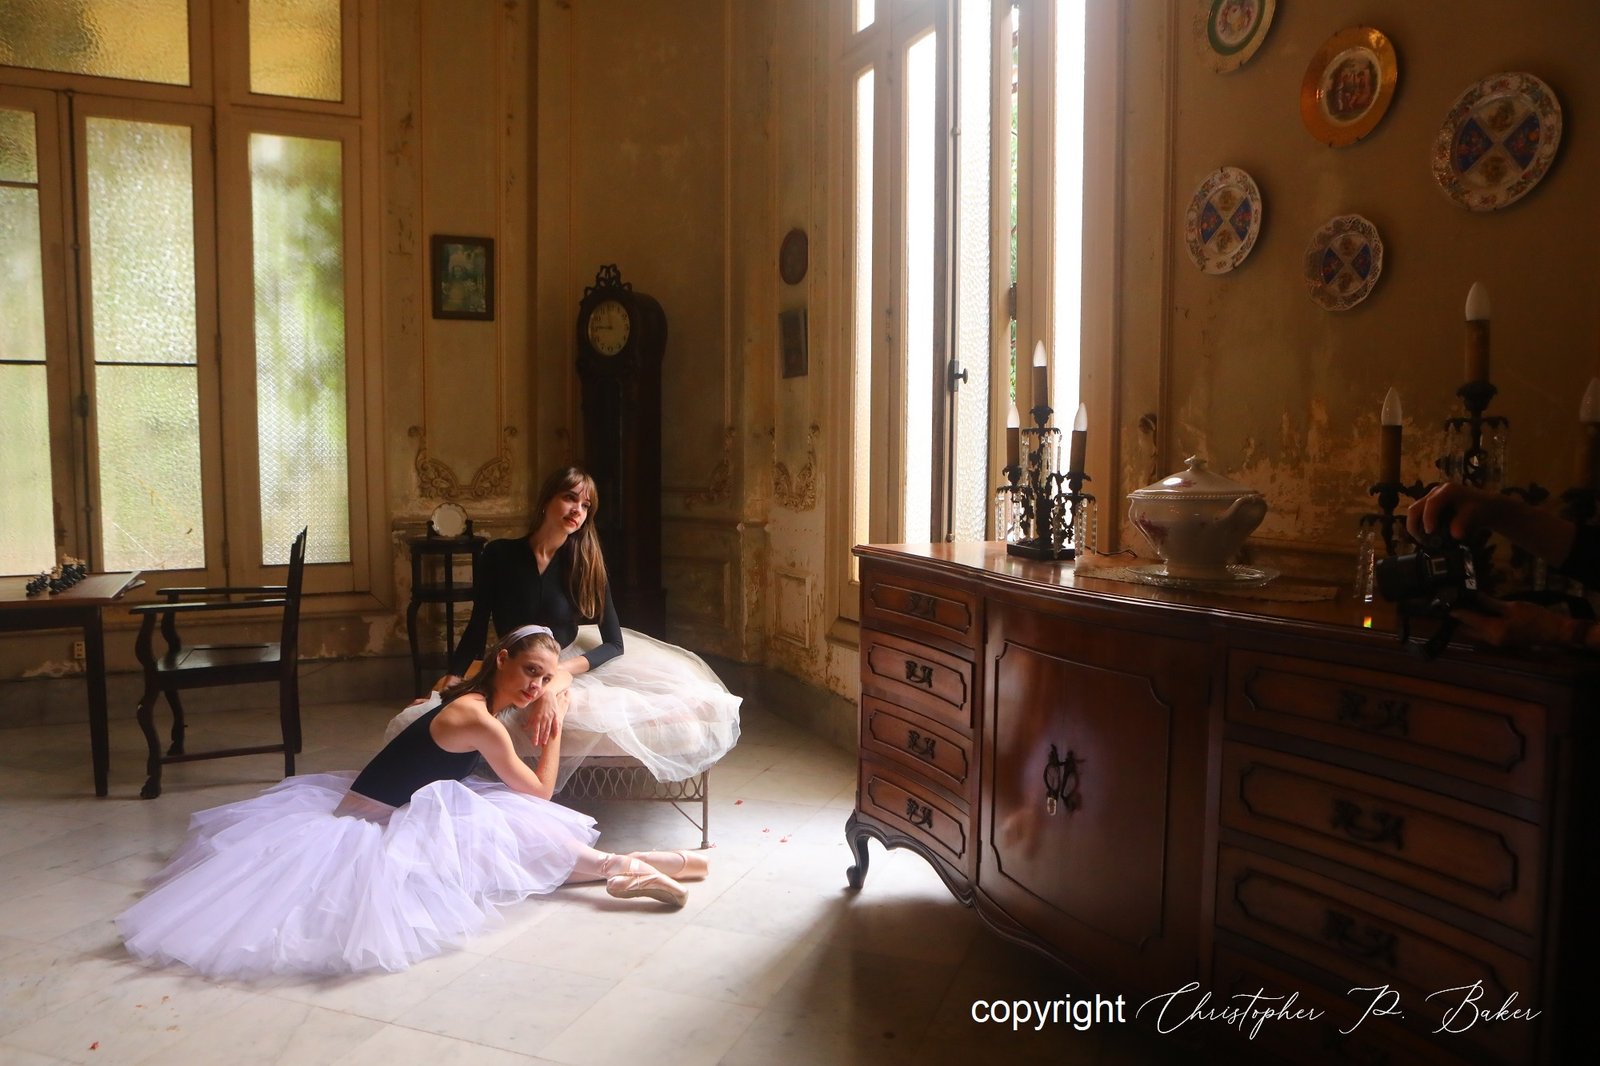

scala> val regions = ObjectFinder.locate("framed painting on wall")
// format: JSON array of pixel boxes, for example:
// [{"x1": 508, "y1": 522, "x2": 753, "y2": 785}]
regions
[{"x1": 431, "y1": 235, "x2": 495, "y2": 321}]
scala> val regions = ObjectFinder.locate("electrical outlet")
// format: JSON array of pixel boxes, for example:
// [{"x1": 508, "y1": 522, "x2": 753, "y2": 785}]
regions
[{"x1": 72, "y1": 640, "x2": 86, "y2": 661}]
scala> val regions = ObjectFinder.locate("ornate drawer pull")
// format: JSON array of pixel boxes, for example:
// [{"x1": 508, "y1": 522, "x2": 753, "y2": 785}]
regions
[
  {"x1": 1337, "y1": 689, "x2": 1410, "y2": 736},
  {"x1": 1322, "y1": 908, "x2": 1398, "y2": 968},
  {"x1": 1042, "y1": 744, "x2": 1082, "y2": 815},
  {"x1": 905, "y1": 592, "x2": 938, "y2": 619},
  {"x1": 904, "y1": 659, "x2": 934, "y2": 687},
  {"x1": 905, "y1": 730, "x2": 937, "y2": 761},
  {"x1": 904, "y1": 797, "x2": 934, "y2": 829},
  {"x1": 1331, "y1": 798, "x2": 1406, "y2": 849}
]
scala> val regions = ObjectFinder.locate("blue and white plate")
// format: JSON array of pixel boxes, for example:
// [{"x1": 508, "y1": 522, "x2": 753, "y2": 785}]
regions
[
  {"x1": 1185, "y1": 166, "x2": 1262, "y2": 275},
  {"x1": 1304, "y1": 214, "x2": 1383, "y2": 312},
  {"x1": 1432, "y1": 72, "x2": 1562, "y2": 211}
]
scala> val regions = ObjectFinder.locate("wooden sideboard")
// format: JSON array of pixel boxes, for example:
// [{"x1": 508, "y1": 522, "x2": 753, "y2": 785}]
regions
[{"x1": 846, "y1": 543, "x2": 1595, "y2": 1065}]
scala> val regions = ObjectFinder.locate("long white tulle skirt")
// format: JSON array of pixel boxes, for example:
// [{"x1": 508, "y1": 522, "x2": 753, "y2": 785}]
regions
[
  {"x1": 391, "y1": 628, "x2": 741, "y2": 788},
  {"x1": 116, "y1": 771, "x2": 599, "y2": 979}
]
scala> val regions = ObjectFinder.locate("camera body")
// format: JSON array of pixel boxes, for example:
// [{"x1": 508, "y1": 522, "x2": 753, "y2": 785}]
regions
[{"x1": 1375, "y1": 539, "x2": 1478, "y2": 613}]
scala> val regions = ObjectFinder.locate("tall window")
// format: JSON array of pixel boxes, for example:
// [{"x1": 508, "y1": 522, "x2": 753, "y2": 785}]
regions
[
  {"x1": 0, "y1": 0, "x2": 371, "y2": 592},
  {"x1": 833, "y1": 0, "x2": 1091, "y2": 619}
]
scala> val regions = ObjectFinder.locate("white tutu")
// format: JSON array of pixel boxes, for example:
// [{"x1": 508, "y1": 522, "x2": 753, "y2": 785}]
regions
[
  {"x1": 116, "y1": 771, "x2": 598, "y2": 979},
  {"x1": 390, "y1": 628, "x2": 741, "y2": 789}
]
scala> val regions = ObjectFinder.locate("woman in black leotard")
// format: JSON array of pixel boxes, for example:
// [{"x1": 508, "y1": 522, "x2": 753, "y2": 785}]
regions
[
  {"x1": 441, "y1": 466, "x2": 740, "y2": 786},
  {"x1": 116, "y1": 626, "x2": 709, "y2": 979}
]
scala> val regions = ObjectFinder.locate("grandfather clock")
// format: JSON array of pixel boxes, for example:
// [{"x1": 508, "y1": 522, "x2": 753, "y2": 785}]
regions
[{"x1": 575, "y1": 264, "x2": 668, "y2": 637}]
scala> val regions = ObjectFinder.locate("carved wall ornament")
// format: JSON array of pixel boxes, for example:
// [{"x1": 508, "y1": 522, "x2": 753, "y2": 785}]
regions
[
  {"x1": 774, "y1": 422, "x2": 819, "y2": 511},
  {"x1": 410, "y1": 425, "x2": 518, "y2": 501},
  {"x1": 683, "y1": 426, "x2": 736, "y2": 510}
]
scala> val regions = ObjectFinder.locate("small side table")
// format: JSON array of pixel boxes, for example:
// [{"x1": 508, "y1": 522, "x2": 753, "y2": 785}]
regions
[{"x1": 407, "y1": 533, "x2": 486, "y2": 695}]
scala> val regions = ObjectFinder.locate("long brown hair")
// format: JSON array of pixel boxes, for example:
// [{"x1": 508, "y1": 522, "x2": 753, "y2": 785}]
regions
[
  {"x1": 440, "y1": 625, "x2": 560, "y2": 709},
  {"x1": 532, "y1": 465, "x2": 610, "y2": 621}
]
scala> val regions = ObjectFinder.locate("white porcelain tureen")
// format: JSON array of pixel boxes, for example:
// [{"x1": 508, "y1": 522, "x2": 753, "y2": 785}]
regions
[{"x1": 1127, "y1": 456, "x2": 1268, "y2": 579}]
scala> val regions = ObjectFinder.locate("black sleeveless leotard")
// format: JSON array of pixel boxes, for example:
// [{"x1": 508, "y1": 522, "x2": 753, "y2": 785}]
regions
[{"x1": 348, "y1": 704, "x2": 480, "y2": 807}]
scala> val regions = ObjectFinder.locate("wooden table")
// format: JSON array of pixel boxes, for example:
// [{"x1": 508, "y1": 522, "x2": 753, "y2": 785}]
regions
[{"x1": 0, "y1": 572, "x2": 142, "y2": 796}]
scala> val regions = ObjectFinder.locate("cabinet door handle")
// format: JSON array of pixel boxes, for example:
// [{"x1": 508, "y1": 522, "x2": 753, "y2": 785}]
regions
[
  {"x1": 1330, "y1": 798, "x2": 1406, "y2": 849},
  {"x1": 904, "y1": 659, "x2": 934, "y2": 687},
  {"x1": 1322, "y1": 908, "x2": 1398, "y2": 968},
  {"x1": 904, "y1": 797, "x2": 934, "y2": 829},
  {"x1": 905, "y1": 730, "x2": 937, "y2": 761},
  {"x1": 1337, "y1": 689, "x2": 1410, "y2": 736},
  {"x1": 1042, "y1": 744, "x2": 1082, "y2": 815}
]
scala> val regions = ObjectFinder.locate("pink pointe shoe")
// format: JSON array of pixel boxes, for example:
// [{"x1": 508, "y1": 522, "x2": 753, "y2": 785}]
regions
[
  {"x1": 625, "y1": 849, "x2": 710, "y2": 882},
  {"x1": 604, "y1": 858, "x2": 688, "y2": 908}
]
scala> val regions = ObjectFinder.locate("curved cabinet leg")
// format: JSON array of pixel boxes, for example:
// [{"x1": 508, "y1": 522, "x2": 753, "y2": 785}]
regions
[
  {"x1": 845, "y1": 811, "x2": 872, "y2": 890},
  {"x1": 164, "y1": 689, "x2": 186, "y2": 756}
]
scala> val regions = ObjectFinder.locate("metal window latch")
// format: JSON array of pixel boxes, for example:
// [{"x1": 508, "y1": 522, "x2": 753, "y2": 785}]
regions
[{"x1": 948, "y1": 359, "x2": 969, "y2": 392}]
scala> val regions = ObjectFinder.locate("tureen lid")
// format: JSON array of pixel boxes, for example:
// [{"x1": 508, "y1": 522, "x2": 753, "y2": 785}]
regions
[{"x1": 1128, "y1": 456, "x2": 1262, "y2": 500}]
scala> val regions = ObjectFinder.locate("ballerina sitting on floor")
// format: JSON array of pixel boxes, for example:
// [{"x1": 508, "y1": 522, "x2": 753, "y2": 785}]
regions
[{"x1": 116, "y1": 625, "x2": 708, "y2": 980}]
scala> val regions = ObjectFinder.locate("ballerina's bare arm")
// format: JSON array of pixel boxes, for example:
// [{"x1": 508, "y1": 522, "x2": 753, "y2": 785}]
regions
[{"x1": 432, "y1": 695, "x2": 558, "y2": 801}]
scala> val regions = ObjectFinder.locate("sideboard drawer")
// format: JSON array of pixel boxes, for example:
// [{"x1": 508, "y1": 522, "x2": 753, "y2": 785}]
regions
[
  {"x1": 859, "y1": 756, "x2": 971, "y2": 877},
  {"x1": 860, "y1": 695, "x2": 973, "y2": 801},
  {"x1": 1216, "y1": 846, "x2": 1537, "y2": 1066},
  {"x1": 1228, "y1": 650, "x2": 1545, "y2": 799},
  {"x1": 1221, "y1": 744, "x2": 1541, "y2": 934},
  {"x1": 860, "y1": 628, "x2": 974, "y2": 733},
  {"x1": 860, "y1": 569, "x2": 979, "y2": 651}
]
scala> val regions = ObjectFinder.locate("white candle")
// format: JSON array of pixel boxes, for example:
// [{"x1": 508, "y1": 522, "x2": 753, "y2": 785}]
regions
[
  {"x1": 1068, "y1": 403, "x2": 1088, "y2": 475},
  {"x1": 1031, "y1": 340, "x2": 1049, "y2": 414},
  {"x1": 1464, "y1": 282, "x2": 1491, "y2": 383},
  {"x1": 1379, "y1": 387, "x2": 1402, "y2": 483},
  {"x1": 1006, "y1": 401, "x2": 1020, "y2": 469}
]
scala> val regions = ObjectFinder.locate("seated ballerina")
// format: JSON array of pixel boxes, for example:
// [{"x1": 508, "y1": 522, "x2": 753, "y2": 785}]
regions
[
  {"x1": 442, "y1": 465, "x2": 741, "y2": 788},
  {"x1": 116, "y1": 625, "x2": 708, "y2": 980}
]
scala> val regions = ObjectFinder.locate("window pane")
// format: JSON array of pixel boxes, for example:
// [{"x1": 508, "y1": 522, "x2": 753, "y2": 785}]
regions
[
  {"x1": 86, "y1": 118, "x2": 197, "y2": 366},
  {"x1": 0, "y1": 107, "x2": 39, "y2": 183},
  {"x1": 0, "y1": 0, "x2": 189, "y2": 86},
  {"x1": 1007, "y1": 2, "x2": 1020, "y2": 399},
  {"x1": 86, "y1": 116, "x2": 205, "y2": 571},
  {"x1": 854, "y1": 1, "x2": 875, "y2": 33},
  {"x1": 250, "y1": 0, "x2": 342, "y2": 101},
  {"x1": 0, "y1": 365, "x2": 54, "y2": 574},
  {"x1": 96, "y1": 364, "x2": 205, "y2": 570},
  {"x1": 0, "y1": 187, "x2": 46, "y2": 360},
  {"x1": 951, "y1": 0, "x2": 992, "y2": 542},
  {"x1": 251, "y1": 133, "x2": 349, "y2": 565},
  {"x1": 902, "y1": 32, "x2": 937, "y2": 544},
  {"x1": 1051, "y1": 0, "x2": 1087, "y2": 423},
  {"x1": 850, "y1": 69, "x2": 874, "y2": 575}
]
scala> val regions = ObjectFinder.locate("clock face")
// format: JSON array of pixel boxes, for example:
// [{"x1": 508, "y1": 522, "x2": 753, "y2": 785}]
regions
[{"x1": 586, "y1": 298, "x2": 631, "y2": 356}]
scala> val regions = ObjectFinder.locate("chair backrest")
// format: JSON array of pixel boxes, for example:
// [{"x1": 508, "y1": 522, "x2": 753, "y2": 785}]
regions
[{"x1": 279, "y1": 527, "x2": 309, "y2": 667}]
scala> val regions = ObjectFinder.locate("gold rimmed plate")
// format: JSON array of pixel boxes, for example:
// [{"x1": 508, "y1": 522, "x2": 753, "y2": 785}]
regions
[
  {"x1": 1300, "y1": 26, "x2": 1398, "y2": 147},
  {"x1": 1431, "y1": 71, "x2": 1562, "y2": 211},
  {"x1": 1198, "y1": 0, "x2": 1277, "y2": 73}
]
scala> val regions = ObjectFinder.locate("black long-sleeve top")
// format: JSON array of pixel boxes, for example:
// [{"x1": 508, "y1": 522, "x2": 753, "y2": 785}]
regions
[
  {"x1": 1558, "y1": 523, "x2": 1600, "y2": 589},
  {"x1": 448, "y1": 537, "x2": 623, "y2": 676}
]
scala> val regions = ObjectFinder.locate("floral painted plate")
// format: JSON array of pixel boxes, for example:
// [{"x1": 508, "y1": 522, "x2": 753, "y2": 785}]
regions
[
  {"x1": 1198, "y1": 0, "x2": 1276, "y2": 73},
  {"x1": 1304, "y1": 214, "x2": 1383, "y2": 312},
  {"x1": 1184, "y1": 166, "x2": 1262, "y2": 274},
  {"x1": 1299, "y1": 26, "x2": 1398, "y2": 147},
  {"x1": 1432, "y1": 72, "x2": 1562, "y2": 211}
]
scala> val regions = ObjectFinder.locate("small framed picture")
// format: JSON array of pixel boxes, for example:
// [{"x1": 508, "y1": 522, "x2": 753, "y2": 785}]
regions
[
  {"x1": 430, "y1": 235, "x2": 495, "y2": 320},
  {"x1": 780, "y1": 306, "x2": 808, "y2": 378}
]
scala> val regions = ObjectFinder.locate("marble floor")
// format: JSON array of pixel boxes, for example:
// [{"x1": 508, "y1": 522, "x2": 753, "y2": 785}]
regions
[{"x1": 0, "y1": 695, "x2": 1183, "y2": 1065}]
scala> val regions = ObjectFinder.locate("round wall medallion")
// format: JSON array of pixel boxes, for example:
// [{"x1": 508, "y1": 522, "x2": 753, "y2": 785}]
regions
[
  {"x1": 429, "y1": 502, "x2": 467, "y2": 538},
  {"x1": 779, "y1": 227, "x2": 809, "y2": 285}
]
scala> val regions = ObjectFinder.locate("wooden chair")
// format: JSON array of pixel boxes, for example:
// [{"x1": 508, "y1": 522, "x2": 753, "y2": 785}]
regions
[{"x1": 131, "y1": 528, "x2": 307, "y2": 799}]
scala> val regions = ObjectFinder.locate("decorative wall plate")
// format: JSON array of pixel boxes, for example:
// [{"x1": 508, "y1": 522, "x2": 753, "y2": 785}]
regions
[
  {"x1": 1184, "y1": 166, "x2": 1262, "y2": 274},
  {"x1": 1304, "y1": 214, "x2": 1383, "y2": 311},
  {"x1": 1299, "y1": 26, "x2": 1398, "y2": 147},
  {"x1": 1198, "y1": 0, "x2": 1276, "y2": 73},
  {"x1": 429, "y1": 501, "x2": 467, "y2": 538},
  {"x1": 1431, "y1": 71, "x2": 1562, "y2": 211}
]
